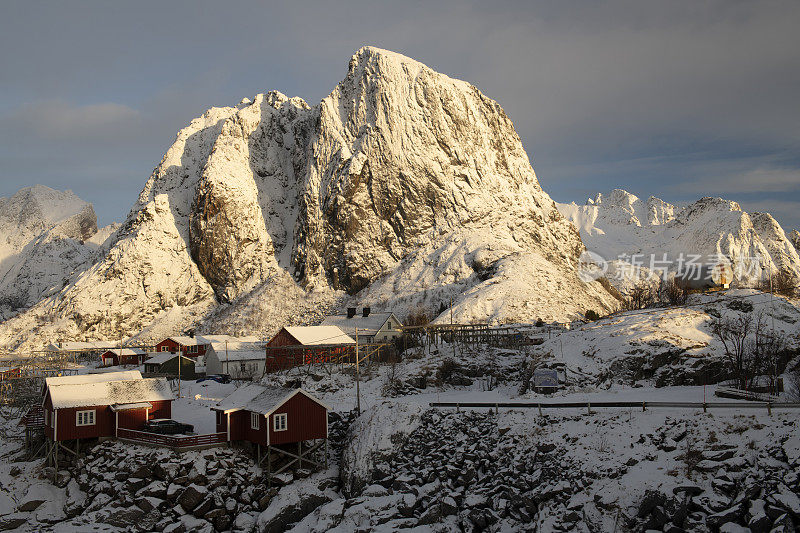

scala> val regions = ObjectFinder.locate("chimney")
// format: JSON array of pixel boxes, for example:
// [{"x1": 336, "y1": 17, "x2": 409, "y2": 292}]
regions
[
  {"x1": 347, "y1": 307, "x2": 357, "y2": 318},
  {"x1": 362, "y1": 307, "x2": 371, "y2": 317}
]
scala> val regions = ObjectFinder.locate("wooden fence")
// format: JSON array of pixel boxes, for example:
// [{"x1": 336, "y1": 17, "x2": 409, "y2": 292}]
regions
[{"x1": 117, "y1": 428, "x2": 227, "y2": 450}]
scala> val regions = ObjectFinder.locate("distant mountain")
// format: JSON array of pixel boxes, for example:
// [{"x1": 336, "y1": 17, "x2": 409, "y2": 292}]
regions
[
  {"x1": 0, "y1": 185, "x2": 118, "y2": 320},
  {"x1": 557, "y1": 189, "x2": 800, "y2": 289},
  {"x1": 0, "y1": 47, "x2": 618, "y2": 351}
]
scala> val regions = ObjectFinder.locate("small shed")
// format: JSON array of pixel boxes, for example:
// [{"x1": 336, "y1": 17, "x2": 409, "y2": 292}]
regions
[
  {"x1": 212, "y1": 384, "x2": 329, "y2": 482},
  {"x1": 143, "y1": 352, "x2": 197, "y2": 378},
  {"x1": 101, "y1": 348, "x2": 146, "y2": 367},
  {"x1": 265, "y1": 326, "x2": 355, "y2": 372}
]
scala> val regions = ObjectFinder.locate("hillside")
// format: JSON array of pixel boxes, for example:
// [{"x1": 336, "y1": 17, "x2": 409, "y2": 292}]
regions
[{"x1": 0, "y1": 47, "x2": 616, "y2": 351}]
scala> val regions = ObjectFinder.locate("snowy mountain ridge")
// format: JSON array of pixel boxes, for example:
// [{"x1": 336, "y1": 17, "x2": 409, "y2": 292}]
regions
[
  {"x1": 0, "y1": 47, "x2": 616, "y2": 351},
  {"x1": 0, "y1": 186, "x2": 117, "y2": 320},
  {"x1": 557, "y1": 189, "x2": 800, "y2": 287}
]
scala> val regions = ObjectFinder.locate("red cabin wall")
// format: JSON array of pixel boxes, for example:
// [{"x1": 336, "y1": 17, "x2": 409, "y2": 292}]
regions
[
  {"x1": 149, "y1": 400, "x2": 172, "y2": 420},
  {"x1": 268, "y1": 392, "x2": 327, "y2": 446},
  {"x1": 55, "y1": 405, "x2": 115, "y2": 441},
  {"x1": 117, "y1": 408, "x2": 147, "y2": 430},
  {"x1": 229, "y1": 410, "x2": 267, "y2": 445},
  {"x1": 156, "y1": 339, "x2": 180, "y2": 353}
]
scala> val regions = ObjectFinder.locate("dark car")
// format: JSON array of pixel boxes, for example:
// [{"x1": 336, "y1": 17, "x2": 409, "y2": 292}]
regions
[
  {"x1": 144, "y1": 419, "x2": 194, "y2": 435},
  {"x1": 196, "y1": 374, "x2": 231, "y2": 384}
]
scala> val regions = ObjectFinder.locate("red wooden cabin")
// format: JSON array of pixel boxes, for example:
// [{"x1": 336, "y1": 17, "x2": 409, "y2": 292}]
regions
[
  {"x1": 212, "y1": 384, "x2": 328, "y2": 446},
  {"x1": 100, "y1": 348, "x2": 146, "y2": 367},
  {"x1": 265, "y1": 326, "x2": 355, "y2": 372},
  {"x1": 42, "y1": 370, "x2": 174, "y2": 442},
  {"x1": 154, "y1": 336, "x2": 209, "y2": 358}
]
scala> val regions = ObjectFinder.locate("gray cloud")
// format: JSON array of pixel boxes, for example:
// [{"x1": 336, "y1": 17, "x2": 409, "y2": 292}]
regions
[{"x1": 0, "y1": 0, "x2": 798, "y2": 231}]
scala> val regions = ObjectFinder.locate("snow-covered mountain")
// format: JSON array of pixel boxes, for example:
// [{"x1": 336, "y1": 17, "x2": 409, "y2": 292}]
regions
[
  {"x1": 0, "y1": 186, "x2": 117, "y2": 320},
  {"x1": 557, "y1": 189, "x2": 800, "y2": 288},
  {"x1": 0, "y1": 47, "x2": 616, "y2": 351}
]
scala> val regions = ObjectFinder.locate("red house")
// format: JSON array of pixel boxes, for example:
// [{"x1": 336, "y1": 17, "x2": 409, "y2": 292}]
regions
[
  {"x1": 100, "y1": 348, "x2": 146, "y2": 367},
  {"x1": 154, "y1": 336, "x2": 210, "y2": 358},
  {"x1": 212, "y1": 385, "x2": 329, "y2": 479},
  {"x1": 265, "y1": 326, "x2": 355, "y2": 372},
  {"x1": 42, "y1": 370, "x2": 174, "y2": 444}
]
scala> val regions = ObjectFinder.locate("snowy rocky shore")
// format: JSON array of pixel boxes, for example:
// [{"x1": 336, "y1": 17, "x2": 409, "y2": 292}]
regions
[{"x1": 272, "y1": 406, "x2": 800, "y2": 532}]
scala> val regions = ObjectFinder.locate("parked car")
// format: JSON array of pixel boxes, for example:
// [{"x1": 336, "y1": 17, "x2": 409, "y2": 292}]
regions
[
  {"x1": 196, "y1": 374, "x2": 231, "y2": 384},
  {"x1": 144, "y1": 419, "x2": 194, "y2": 435}
]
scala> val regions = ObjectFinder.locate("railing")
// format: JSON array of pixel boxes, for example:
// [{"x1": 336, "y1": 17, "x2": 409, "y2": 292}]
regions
[
  {"x1": 431, "y1": 400, "x2": 800, "y2": 414},
  {"x1": 117, "y1": 428, "x2": 227, "y2": 450},
  {"x1": 22, "y1": 406, "x2": 44, "y2": 428},
  {"x1": 714, "y1": 387, "x2": 781, "y2": 403}
]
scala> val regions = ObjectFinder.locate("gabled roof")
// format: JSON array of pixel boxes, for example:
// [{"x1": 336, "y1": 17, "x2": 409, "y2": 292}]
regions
[
  {"x1": 144, "y1": 352, "x2": 195, "y2": 365},
  {"x1": 102, "y1": 348, "x2": 145, "y2": 356},
  {"x1": 47, "y1": 376, "x2": 174, "y2": 409},
  {"x1": 164, "y1": 334, "x2": 263, "y2": 347},
  {"x1": 45, "y1": 370, "x2": 142, "y2": 387},
  {"x1": 282, "y1": 326, "x2": 355, "y2": 346},
  {"x1": 319, "y1": 312, "x2": 400, "y2": 337},
  {"x1": 213, "y1": 384, "x2": 329, "y2": 415}
]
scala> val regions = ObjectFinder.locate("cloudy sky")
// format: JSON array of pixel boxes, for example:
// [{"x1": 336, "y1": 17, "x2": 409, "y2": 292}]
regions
[{"x1": 1, "y1": 1, "x2": 799, "y2": 230}]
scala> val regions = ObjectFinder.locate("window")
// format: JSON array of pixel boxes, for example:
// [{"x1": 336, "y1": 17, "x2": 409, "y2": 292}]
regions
[
  {"x1": 274, "y1": 413, "x2": 287, "y2": 432},
  {"x1": 76, "y1": 410, "x2": 95, "y2": 426},
  {"x1": 250, "y1": 412, "x2": 260, "y2": 430},
  {"x1": 160, "y1": 346, "x2": 168, "y2": 352},
  {"x1": 216, "y1": 411, "x2": 224, "y2": 425}
]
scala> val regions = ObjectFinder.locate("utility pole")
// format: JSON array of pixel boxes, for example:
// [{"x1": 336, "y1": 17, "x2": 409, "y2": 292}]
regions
[
  {"x1": 177, "y1": 350, "x2": 181, "y2": 398},
  {"x1": 355, "y1": 327, "x2": 361, "y2": 415},
  {"x1": 225, "y1": 340, "x2": 229, "y2": 377}
]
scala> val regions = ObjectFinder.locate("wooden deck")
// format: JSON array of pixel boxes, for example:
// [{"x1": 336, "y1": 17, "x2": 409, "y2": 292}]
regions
[{"x1": 117, "y1": 428, "x2": 228, "y2": 451}]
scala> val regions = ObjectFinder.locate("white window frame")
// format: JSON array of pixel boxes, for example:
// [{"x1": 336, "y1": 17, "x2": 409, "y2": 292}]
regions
[
  {"x1": 160, "y1": 346, "x2": 168, "y2": 352},
  {"x1": 274, "y1": 413, "x2": 287, "y2": 432},
  {"x1": 76, "y1": 410, "x2": 96, "y2": 426},
  {"x1": 250, "y1": 412, "x2": 260, "y2": 430}
]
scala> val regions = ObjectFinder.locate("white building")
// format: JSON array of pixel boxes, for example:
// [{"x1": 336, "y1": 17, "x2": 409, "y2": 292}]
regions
[
  {"x1": 205, "y1": 342, "x2": 266, "y2": 379},
  {"x1": 320, "y1": 308, "x2": 403, "y2": 344}
]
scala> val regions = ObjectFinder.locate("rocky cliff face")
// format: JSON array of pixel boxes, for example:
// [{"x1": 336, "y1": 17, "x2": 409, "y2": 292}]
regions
[
  {"x1": 557, "y1": 190, "x2": 800, "y2": 287},
  {"x1": 0, "y1": 186, "x2": 114, "y2": 319},
  {"x1": 0, "y1": 47, "x2": 616, "y2": 350}
]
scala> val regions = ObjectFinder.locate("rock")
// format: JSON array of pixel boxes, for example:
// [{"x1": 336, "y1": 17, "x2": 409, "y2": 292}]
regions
[
  {"x1": 638, "y1": 490, "x2": 666, "y2": 518},
  {"x1": 0, "y1": 514, "x2": 28, "y2": 531},
  {"x1": 770, "y1": 486, "x2": 800, "y2": 516},
  {"x1": 719, "y1": 523, "x2": 750, "y2": 533},
  {"x1": 54, "y1": 470, "x2": 71, "y2": 488},
  {"x1": 193, "y1": 496, "x2": 215, "y2": 518},
  {"x1": 441, "y1": 496, "x2": 458, "y2": 516},
  {"x1": 103, "y1": 506, "x2": 146, "y2": 528},
  {"x1": 706, "y1": 504, "x2": 744, "y2": 529},
  {"x1": 9, "y1": 467, "x2": 21, "y2": 477},
  {"x1": 214, "y1": 513, "x2": 232, "y2": 531},
  {"x1": 63, "y1": 479, "x2": 87, "y2": 518},
  {"x1": 178, "y1": 484, "x2": 208, "y2": 513},
  {"x1": 703, "y1": 449, "x2": 737, "y2": 461},
  {"x1": 673, "y1": 484, "x2": 703, "y2": 497}
]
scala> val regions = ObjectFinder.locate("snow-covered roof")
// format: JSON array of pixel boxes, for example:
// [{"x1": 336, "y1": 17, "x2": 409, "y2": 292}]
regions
[
  {"x1": 208, "y1": 341, "x2": 264, "y2": 353},
  {"x1": 45, "y1": 370, "x2": 142, "y2": 387},
  {"x1": 144, "y1": 352, "x2": 194, "y2": 365},
  {"x1": 320, "y1": 312, "x2": 399, "y2": 336},
  {"x1": 282, "y1": 326, "x2": 355, "y2": 346},
  {"x1": 216, "y1": 350, "x2": 264, "y2": 362},
  {"x1": 47, "y1": 377, "x2": 174, "y2": 409},
  {"x1": 102, "y1": 348, "x2": 145, "y2": 356},
  {"x1": 109, "y1": 402, "x2": 152, "y2": 412},
  {"x1": 213, "y1": 384, "x2": 329, "y2": 415},
  {"x1": 165, "y1": 334, "x2": 262, "y2": 347}
]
